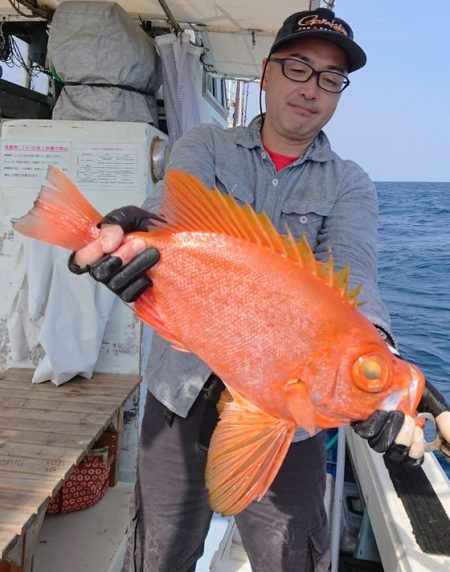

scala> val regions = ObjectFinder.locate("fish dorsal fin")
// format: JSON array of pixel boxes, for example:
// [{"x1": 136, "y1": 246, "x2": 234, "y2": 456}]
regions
[
  {"x1": 161, "y1": 170, "x2": 361, "y2": 307},
  {"x1": 283, "y1": 227, "x2": 361, "y2": 307},
  {"x1": 161, "y1": 170, "x2": 291, "y2": 256},
  {"x1": 206, "y1": 389, "x2": 295, "y2": 516}
]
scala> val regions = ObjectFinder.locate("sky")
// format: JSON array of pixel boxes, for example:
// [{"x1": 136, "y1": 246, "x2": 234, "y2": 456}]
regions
[{"x1": 245, "y1": 0, "x2": 450, "y2": 182}]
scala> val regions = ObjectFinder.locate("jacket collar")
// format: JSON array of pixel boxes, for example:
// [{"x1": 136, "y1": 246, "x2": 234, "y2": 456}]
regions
[{"x1": 233, "y1": 114, "x2": 334, "y2": 163}]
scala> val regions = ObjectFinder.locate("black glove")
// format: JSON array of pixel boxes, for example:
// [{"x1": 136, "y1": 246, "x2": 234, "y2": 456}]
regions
[
  {"x1": 352, "y1": 380, "x2": 449, "y2": 467},
  {"x1": 68, "y1": 206, "x2": 163, "y2": 302},
  {"x1": 351, "y1": 325, "x2": 422, "y2": 465},
  {"x1": 351, "y1": 410, "x2": 416, "y2": 462},
  {"x1": 98, "y1": 205, "x2": 165, "y2": 233},
  {"x1": 354, "y1": 326, "x2": 449, "y2": 466}
]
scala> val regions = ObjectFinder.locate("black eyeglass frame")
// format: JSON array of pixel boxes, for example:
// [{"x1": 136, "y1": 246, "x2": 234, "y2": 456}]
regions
[{"x1": 269, "y1": 57, "x2": 350, "y2": 93}]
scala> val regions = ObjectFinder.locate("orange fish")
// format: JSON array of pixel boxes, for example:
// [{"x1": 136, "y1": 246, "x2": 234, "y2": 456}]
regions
[{"x1": 13, "y1": 166, "x2": 425, "y2": 515}]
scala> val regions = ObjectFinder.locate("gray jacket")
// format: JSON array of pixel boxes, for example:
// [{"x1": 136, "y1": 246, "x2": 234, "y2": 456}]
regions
[{"x1": 142, "y1": 116, "x2": 391, "y2": 429}]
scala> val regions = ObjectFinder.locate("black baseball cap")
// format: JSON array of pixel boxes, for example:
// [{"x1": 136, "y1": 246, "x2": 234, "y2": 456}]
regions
[{"x1": 270, "y1": 8, "x2": 366, "y2": 72}]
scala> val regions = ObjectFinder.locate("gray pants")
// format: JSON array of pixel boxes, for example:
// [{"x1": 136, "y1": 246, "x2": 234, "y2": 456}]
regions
[{"x1": 124, "y1": 390, "x2": 330, "y2": 572}]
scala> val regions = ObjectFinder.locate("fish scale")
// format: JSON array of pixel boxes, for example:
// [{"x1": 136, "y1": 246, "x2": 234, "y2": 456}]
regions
[{"x1": 145, "y1": 233, "x2": 327, "y2": 409}]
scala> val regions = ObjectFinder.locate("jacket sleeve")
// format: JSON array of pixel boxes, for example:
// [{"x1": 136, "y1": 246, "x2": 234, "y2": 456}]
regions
[
  {"x1": 142, "y1": 125, "x2": 217, "y2": 213},
  {"x1": 313, "y1": 164, "x2": 392, "y2": 335}
]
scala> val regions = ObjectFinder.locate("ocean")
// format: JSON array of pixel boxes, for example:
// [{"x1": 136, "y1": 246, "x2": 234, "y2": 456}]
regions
[{"x1": 376, "y1": 181, "x2": 450, "y2": 475}]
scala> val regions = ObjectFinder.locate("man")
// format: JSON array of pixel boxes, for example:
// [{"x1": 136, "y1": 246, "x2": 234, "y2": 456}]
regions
[{"x1": 70, "y1": 8, "x2": 450, "y2": 571}]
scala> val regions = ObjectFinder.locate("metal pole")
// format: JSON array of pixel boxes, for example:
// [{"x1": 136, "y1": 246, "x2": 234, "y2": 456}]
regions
[
  {"x1": 156, "y1": 0, "x2": 182, "y2": 35},
  {"x1": 330, "y1": 426, "x2": 346, "y2": 571},
  {"x1": 233, "y1": 80, "x2": 241, "y2": 127}
]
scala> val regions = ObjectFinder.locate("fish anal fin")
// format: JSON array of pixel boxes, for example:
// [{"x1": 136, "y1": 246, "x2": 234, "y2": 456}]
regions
[
  {"x1": 206, "y1": 392, "x2": 295, "y2": 516},
  {"x1": 285, "y1": 380, "x2": 316, "y2": 435},
  {"x1": 134, "y1": 289, "x2": 188, "y2": 351}
]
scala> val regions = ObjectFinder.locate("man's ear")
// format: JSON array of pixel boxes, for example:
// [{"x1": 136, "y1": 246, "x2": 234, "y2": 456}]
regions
[{"x1": 261, "y1": 58, "x2": 269, "y2": 91}]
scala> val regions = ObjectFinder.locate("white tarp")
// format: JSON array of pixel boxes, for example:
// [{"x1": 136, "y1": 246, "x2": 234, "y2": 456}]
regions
[{"x1": 7, "y1": 240, "x2": 116, "y2": 385}]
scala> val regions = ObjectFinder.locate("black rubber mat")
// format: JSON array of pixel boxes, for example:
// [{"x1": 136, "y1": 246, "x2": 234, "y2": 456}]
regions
[{"x1": 384, "y1": 457, "x2": 450, "y2": 555}]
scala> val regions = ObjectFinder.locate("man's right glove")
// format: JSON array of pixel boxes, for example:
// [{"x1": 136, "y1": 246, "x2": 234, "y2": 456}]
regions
[{"x1": 68, "y1": 206, "x2": 163, "y2": 302}]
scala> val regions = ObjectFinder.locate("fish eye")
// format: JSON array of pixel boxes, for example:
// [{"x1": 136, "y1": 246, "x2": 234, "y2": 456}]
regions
[{"x1": 351, "y1": 353, "x2": 390, "y2": 392}]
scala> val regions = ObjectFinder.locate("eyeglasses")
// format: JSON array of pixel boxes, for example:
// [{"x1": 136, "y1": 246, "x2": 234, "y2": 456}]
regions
[{"x1": 269, "y1": 57, "x2": 350, "y2": 94}]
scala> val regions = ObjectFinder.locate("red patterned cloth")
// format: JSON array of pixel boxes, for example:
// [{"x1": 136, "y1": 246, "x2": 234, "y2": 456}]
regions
[{"x1": 48, "y1": 449, "x2": 111, "y2": 514}]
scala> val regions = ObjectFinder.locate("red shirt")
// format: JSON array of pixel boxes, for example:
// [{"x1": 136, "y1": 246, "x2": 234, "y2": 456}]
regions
[{"x1": 263, "y1": 145, "x2": 298, "y2": 171}]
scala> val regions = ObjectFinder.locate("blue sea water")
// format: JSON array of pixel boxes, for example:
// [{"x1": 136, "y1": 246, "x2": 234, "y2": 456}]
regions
[{"x1": 376, "y1": 181, "x2": 450, "y2": 475}]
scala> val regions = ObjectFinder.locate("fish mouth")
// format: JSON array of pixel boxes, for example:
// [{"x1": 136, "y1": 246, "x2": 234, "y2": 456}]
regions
[
  {"x1": 380, "y1": 363, "x2": 424, "y2": 413},
  {"x1": 407, "y1": 363, "x2": 424, "y2": 411}
]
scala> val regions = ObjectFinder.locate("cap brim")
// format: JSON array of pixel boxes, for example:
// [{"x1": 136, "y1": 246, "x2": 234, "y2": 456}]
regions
[{"x1": 270, "y1": 30, "x2": 367, "y2": 72}]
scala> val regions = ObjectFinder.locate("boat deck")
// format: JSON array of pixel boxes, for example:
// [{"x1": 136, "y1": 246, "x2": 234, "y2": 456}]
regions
[
  {"x1": 0, "y1": 368, "x2": 141, "y2": 572},
  {"x1": 33, "y1": 487, "x2": 229, "y2": 572},
  {"x1": 347, "y1": 429, "x2": 450, "y2": 572}
]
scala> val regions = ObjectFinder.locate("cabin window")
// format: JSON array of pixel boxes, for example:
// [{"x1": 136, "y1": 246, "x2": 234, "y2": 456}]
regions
[
  {"x1": 203, "y1": 72, "x2": 229, "y2": 119},
  {"x1": 1, "y1": 35, "x2": 29, "y2": 86},
  {"x1": 0, "y1": 34, "x2": 49, "y2": 95}
]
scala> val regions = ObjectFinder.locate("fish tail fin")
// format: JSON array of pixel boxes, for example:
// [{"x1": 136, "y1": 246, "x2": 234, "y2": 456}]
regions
[
  {"x1": 13, "y1": 165, "x2": 102, "y2": 251},
  {"x1": 206, "y1": 391, "x2": 295, "y2": 516}
]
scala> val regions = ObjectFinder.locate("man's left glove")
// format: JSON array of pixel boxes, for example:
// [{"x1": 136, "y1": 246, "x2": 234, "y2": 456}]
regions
[
  {"x1": 352, "y1": 380, "x2": 449, "y2": 467},
  {"x1": 352, "y1": 326, "x2": 434, "y2": 466},
  {"x1": 68, "y1": 206, "x2": 163, "y2": 302},
  {"x1": 351, "y1": 409, "x2": 416, "y2": 463}
]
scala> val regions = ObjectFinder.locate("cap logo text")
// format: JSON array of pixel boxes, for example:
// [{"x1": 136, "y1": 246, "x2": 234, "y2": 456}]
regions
[{"x1": 297, "y1": 15, "x2": 348, "y2": 36}]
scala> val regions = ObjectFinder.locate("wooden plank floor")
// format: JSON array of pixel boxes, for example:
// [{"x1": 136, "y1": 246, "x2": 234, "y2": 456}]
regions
[{"x1": 0, "y1": 368, "x2": 141, "y2": 560}]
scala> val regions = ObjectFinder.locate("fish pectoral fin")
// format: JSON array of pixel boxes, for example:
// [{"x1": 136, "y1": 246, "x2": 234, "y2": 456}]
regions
[
  {"x1": 134, "y1": 290, "x2": 189, "y2": 351},
  {"x1": 217, "y1": 388, "x2": 233, "y2": 415},
  {"x1": 205, "y1": 392, "x2": 295, "y2": 516},
  {"x1": 286, "y1": 380, "x2": 316, "y2": 435}
]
